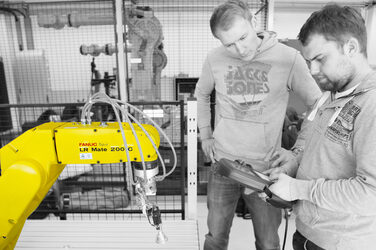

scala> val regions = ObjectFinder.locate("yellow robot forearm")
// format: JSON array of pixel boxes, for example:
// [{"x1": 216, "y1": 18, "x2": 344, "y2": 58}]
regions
[
  {"x1": 0, "y1": 160, "x2": 63, "y2": 250},
  {"x1": 0, "y1": 123, "x2": 66, "y2": 249}
]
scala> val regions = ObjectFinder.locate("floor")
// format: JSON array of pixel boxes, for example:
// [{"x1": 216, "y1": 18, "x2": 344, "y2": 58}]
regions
[{"x1": 196, "y1": 195, "x2": 296, "y2": 250}]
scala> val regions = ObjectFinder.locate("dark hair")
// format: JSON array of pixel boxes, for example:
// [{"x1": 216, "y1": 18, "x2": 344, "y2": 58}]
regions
[
  {"x1": 210, "y1": 0, "x2": 253, "y2": 38},
  {"x1": 298, "y1": 4, "x2": 367, "y2": 56}
]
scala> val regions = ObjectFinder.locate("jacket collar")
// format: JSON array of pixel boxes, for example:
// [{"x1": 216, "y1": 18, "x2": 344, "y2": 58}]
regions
[{"x1": 308, "y1": 71, "x2": 376, "y2": 121}]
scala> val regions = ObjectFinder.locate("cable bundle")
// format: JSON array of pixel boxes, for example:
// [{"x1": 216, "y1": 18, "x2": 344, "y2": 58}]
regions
[{"x1": 80, "y1": 92, "x2": 177, "y2": 186}]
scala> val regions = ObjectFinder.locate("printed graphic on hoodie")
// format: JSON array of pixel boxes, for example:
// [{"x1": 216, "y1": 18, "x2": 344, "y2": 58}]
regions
[
  {"x1": 225, "y1": 61, "x2": 271, "y2": 109},
  {"x1": 326, "y1": 100, "x2": 361, "y2": 147}
]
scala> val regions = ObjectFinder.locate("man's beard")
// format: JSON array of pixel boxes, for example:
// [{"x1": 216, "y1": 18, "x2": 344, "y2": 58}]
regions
[
  {"x1": 319, "y1": 79, "x2": 339, "y2": 92},
  {"x1": 317, "y1": 73, "x2": 352, "y2": 92}
]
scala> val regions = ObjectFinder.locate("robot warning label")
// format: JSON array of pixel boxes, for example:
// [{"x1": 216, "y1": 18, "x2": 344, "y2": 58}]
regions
[{"x1": 80, "y1": 153, "x2": 93, "y2": 160}]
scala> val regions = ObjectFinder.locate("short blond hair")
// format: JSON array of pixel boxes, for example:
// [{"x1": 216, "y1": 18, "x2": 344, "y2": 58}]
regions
[{"x1": 210, "y1": 0, "x2": 253, "y2": 38}]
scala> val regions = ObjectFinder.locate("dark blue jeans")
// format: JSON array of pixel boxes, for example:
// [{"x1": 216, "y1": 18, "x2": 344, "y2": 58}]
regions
[
  {"x1": 204, "y1": 167, "x2": 282, "y2": 250},
  {"x1": 293, "y1": 231, "x2": 325, "y2": 250}
]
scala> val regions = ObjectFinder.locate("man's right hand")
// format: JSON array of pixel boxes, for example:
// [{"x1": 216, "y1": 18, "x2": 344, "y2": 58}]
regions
[
  {"x1": 269, "y1": 148, "x2": 296, "y2": 168},
  {"x1": 266, "y1": 148, "x2": 299, "y2": 177},
  {"x1": 201, "y1": 138, "x2": 215, "y2": 163}
]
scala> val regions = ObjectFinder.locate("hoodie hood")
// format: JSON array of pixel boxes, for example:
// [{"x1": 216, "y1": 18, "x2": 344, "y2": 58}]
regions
[
  {"x1": 255, "y1": 31, "x2": 278, "y2": 56},
  {"x1": 217, "y1": 30, "x2": 279, "y2": 61}
]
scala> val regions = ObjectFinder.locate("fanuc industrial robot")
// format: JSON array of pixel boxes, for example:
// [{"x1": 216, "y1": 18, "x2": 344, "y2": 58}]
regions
[{"x1": 0, "y1": 93, "x2": 177, "y2": 249}]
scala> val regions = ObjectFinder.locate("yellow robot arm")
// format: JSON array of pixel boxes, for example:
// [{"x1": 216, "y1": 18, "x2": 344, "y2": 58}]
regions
[{"x1": 0, "y1": 121, "x2": 160, "y2": 249}]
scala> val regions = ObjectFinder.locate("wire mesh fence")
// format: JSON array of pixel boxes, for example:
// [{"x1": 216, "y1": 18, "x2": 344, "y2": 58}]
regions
[
  {"x1": 0, "y1": 0, "x2": 268, "y2": 104},
  {"x1": 0, "y1": 0, "x2": 269, "y2": 221}
]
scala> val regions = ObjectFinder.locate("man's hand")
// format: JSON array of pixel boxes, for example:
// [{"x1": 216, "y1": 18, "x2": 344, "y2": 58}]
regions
[
  {"x1": 258, "y1": 170, "x2": 289, "y2": 201},
  {"x1": 201, "y1": 138, "x2": 215, "y2": 163},
  {"x1": 263, "y1": 167, "x2": 286, "y2": 181},
  {"x1": 268, "y1": 173, "x2": 296, "y2": 201},
  {"x1": 268, "y1": 148, "x2": 299, "y2": 177},
  {"x1": 270, "y1": 148, "x2": 295, "y2": 168},
  {"x1": 268, "y1": 173, "x2": 314, "y2": 202}
]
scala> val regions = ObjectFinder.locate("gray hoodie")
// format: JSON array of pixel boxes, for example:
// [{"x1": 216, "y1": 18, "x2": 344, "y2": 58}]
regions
[
  {"x1": 294, "y1": 71, "x2": 376, "y2": 250},
  {"x1": 195, "y1": 31, "x2": 321, "y2": 171}
]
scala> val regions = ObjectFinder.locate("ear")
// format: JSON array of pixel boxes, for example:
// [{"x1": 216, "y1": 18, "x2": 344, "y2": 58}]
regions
[
  {"x1": 343, "y1": 37, "x2": 360, "y2": 57},
  {"x1": 250, "y1": 15, "x2": 258, "y2": 30}
]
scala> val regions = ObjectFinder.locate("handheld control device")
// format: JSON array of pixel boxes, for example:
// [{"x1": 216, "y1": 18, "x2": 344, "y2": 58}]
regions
[{"x1": 216, "y1": 158, "x2": 294, "y2": 209}]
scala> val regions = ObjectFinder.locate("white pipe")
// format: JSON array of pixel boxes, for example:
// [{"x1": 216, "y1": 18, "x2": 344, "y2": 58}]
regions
[
  {"x1": 365, "y1": 5, "x2": 376, "y2": 66},
  {"x1": 115, "y1": 0, "x2": 127, "y2": 102},
  {"x1": 275, "y1": 0, "x2": 369, "y2": 9},
  {"x1": 267, "y1": 0, "x2": 275, "y2": 31}
]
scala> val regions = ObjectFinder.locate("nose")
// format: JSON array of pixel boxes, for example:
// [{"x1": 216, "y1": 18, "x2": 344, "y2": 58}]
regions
[
  {"x1": 235, "y1": 42, "x2": 245, "y2": 55},
  {"x1": 310, "y1": 61, "x2": 320, "y2": 76}
]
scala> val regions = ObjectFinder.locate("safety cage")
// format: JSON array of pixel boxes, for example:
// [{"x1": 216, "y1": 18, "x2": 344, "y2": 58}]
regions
[{"x1": 0, "y1": 0, "x2": 269, "y2": 221}]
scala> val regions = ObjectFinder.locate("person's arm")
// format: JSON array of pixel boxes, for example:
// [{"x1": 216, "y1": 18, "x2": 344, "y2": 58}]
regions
[
  {"x1": 194, "y1": 56, "x2": 216, "y2": 161},
  {"x1": 270, "y1": 101, "x2": 376, "y2": 216}
]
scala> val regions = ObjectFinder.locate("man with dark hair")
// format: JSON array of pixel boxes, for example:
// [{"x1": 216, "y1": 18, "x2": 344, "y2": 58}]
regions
[
  {"x1": 299, "y1": 5, "x2": 367, "y2": 56},
  {"x1": 267, "y1": 4, "x2": 376, "y2": 250},
  {"x1": 194, "y1": 0, "x2": 321, "y2": 249}
]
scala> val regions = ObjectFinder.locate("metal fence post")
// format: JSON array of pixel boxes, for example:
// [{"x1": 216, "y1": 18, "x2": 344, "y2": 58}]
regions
[{"x1": 187, "y1": 97, "x2": 197, "y2": 220}]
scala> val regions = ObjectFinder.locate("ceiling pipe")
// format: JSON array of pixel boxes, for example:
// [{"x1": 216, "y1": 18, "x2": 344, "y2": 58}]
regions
[{"x1": 274, "y1": 0, "x2": 370, "y2": 10}]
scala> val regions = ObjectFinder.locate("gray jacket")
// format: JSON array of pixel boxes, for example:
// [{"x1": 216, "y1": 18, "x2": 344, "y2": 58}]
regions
[{"x1": 295, "y1": 71, "x2": 376, "y2": 250}]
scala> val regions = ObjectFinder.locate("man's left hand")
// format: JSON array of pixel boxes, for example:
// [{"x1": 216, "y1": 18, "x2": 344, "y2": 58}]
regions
[{"x1": 268, "y1": 173, "x2": 296, "y2": 202}]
